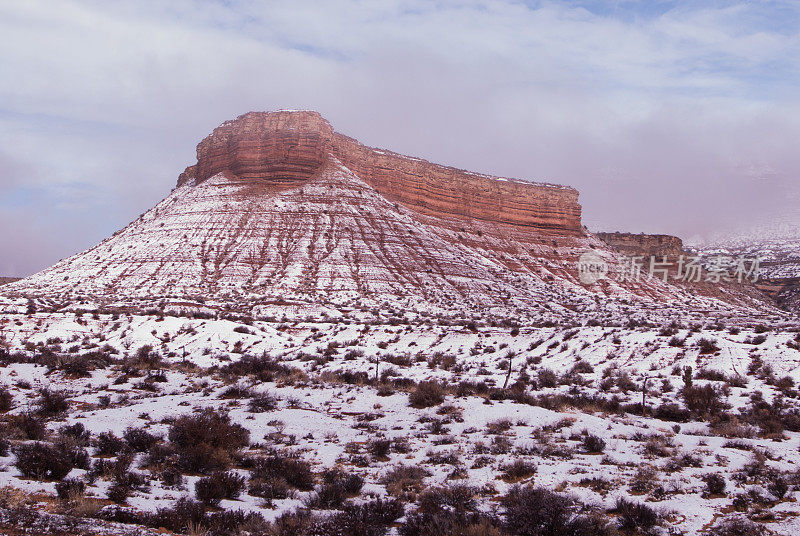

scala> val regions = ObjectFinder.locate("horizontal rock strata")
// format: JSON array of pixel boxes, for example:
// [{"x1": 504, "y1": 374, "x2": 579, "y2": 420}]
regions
[
  {"x1": 595, "y1": 232, "x2": 685, "y2": 258},
  {"x1": 181, "y1": 111, "x2": 582, "y2": 235}
]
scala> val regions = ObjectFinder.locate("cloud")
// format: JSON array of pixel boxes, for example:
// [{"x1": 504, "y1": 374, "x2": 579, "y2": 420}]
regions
[{"x1": 0, "y1": 0, "x2": 798, "y2": 275}]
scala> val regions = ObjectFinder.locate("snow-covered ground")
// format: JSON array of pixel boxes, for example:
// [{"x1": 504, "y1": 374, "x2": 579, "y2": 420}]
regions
[{"x1": 1, "y1": 311, "x2": 800, "y2": 534}]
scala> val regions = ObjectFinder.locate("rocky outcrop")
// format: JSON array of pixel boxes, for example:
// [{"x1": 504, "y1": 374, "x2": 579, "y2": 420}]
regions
[
  {"x1": 595, "y1": 232, "x2": 685, "y2": 258},
  {"x1": 0, "y1": 278, "x2": 20, "y2": 286},
  {"x1": 180, "y1": 111, "x2": 582, "y2": 235},
  {"x1": 190, "y1": 112, "x2": 333, "y2": 188}
]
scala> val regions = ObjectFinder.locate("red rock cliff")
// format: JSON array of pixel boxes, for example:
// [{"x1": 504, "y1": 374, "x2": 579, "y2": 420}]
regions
[
  {"x1": 179, "y1": 111, "x2": 582, "y2": 235},
  {"x1": 595, "y1": 232, "x2": 685, "y2": 257}
]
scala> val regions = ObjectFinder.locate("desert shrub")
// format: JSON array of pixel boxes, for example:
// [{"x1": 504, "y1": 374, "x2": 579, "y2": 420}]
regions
[
  {"x1": 630, "y1": 465, "x2": 659, "y2": 494},
  {"x1": 500, "y1": 459, "x2": 537, "y2": 481},
  {"x1": 123, "y1": 427, "x2": 159, "y2": 452},
  {"x1": 402, "y1": 485, "x2": 494, "y2": 536},
  {"x1": 219, "y1": 384, "x2": 253, "y2": 399},
  {"x1": 731, "y1": 489, "x2": 770, "y2": 513},
  {"x1": 12, "y1": 413, "x2": 46, "y2": 440},
  {"x1": 653, "y1": 402, "x2": 690, "y2": 422},
  {"x1": 381, "y1": 465, "x2": 430, "y2": 501},
  {"x1": 418, "y1": 485, "x2": 477, "y2": 516},
  {"x1": 248, "y1": 392, "x2": 278, "y2": 413},
  {"x1": 502, "y1": 485, "x2": 612, "y2": 536},
  {"x1": 319, "y1": 498, "x2": 404, "y2": 536},
  {"x1": 768, "y1": 475, "x2": 788, "y2": 499},
  {"x1": 60, "y1": 422, "x2": 91, "y2": 446},
  {"x1": 697, "y1": 338, "x2": 720, "y2": 354},
  {"x1": 206, "y1": 509, "x2": 267, "y2": 536},
  {"x1": 664, "y1": 452, "x2": 702, "y2": 472},
  {"x1": 703, "y1": 473, "x2": 726, "y2": 495},
  {"x1": 96, "y1": 431, "x2": 126, "y2": 456},
  {"x1": 37, "y1": 387, "x2": 69, "y2": 417},
  {"x1": 401, "y1": 512, "x2": 499, "y2": 536},
  {"x1": 55, "y1": 437, "x2": 90, "y2": 470},
  {"x1": 195, "y1": 471, "x2": 247, "y2": 506},
  {"x1": 160, "y1": 465, "x2": 185, "y2": 489},
  {"x1": 708, "y1": 516, "x2": 766, "y2": 536},
  {"x1": 682, "y1": 384, "x2": 728, "y2": 419},
  {"x1": 107, "y1": 481, "x2": 133, "y2": 503},
  {"x1": 150, "y1": 497, "x2": 207, "y2": 534},
  {"x1": 537, "y1": 369, "x2": 559, "y2": 388},
  {"x1": 54, "y1": 352, "x2": 111, "y2": 377},
  {"x1": 14, "y1": 442, "x2": 73, "y2": 480},
  {"x1": 486, "y1": 418, "x2": 513, "y2": 434},
  {"x1": 250, "y1": 453, "x2": 314, "y2": 491},
  {"x1": 220, "y1": 354, "x2": 293, "y2": 382},
  {"x1": 0, "y1": 386, "x2": 13, "y2": 412},
  {"x1": 130, "y1": 344, "x2": 163, "y2": 369},
  {"x1": 454, "y1": 381, "x2": 490, "y2": 397},
  {"x1": 740, "y1": 396, "x2": 793, "y2": 436},
  {"x1": 368, "y1": 438, "x2": 392, "y2": 460},
  {"x1": 582, "y1": 433, "x2": 606, "y2": 454},
  {"x1": 307, "y1": 468, "x2": 364, "y2": 509},
  {"x1": 168, "y1": 409, "x2": 249, "y2": 473},
  {"x1": 696, "y1": 369, "x2": 727, "y2": 382},
  {"x1": 106, "y1": 466, "x2": 150, "y2": 503},
  {"x1": 145, "y1": 441, "x2": 175, "y2": 467},
  {"x1": 249, "y1": 476, "x2": 293, "y2": 502},
  {"x1": 571, "y1": 360, "x2": 594, "y2": 374},
  {"x1": 613, "y1": 497, "x2": 659, "y2": 533},
  {"x1": 409, "y1": 381, "x2": 446, "y2": 408},
  {"x1": 668, "y1": 336, "x2": 685, "y2": 347},
  {"x1": 55, "y1": 477, "x2": 86, "y2": 500}
]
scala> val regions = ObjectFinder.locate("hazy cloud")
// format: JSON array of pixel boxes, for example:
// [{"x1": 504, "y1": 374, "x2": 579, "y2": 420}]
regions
[{"x1": 1, "y1": 0, "x2": 798, "y2": 275}]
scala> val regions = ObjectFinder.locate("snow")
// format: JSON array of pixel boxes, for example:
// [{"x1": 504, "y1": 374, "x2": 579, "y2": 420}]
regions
[{"x1": 2, "y1": 311, "x2": 800, "y2": 534}]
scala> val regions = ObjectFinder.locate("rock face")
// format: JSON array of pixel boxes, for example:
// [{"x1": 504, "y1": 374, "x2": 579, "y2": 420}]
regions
[
  {"x1": 595, "y1": 232, "x2": 685, "y2": 258},
  {"x1": 182, "y1": 111, "x2": 582, "y2": 235}
]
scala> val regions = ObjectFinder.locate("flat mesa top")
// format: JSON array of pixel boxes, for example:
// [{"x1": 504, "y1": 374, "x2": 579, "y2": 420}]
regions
[{"x1": 204, "y1": 110, "x2": 577, "y2": 193}]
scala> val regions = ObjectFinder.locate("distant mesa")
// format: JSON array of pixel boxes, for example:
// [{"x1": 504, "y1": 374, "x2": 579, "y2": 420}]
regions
[
  {"x1": 595, "y1": 232, "x2": 685, "y2": 258},
  {"x1": 179, "y1": 111, "x2": 583, "y2": 235}
]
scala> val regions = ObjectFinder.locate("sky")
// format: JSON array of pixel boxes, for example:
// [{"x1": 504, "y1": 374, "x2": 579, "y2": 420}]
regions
[{"x1": 1, "y1": 0, "x2": 799, "y2": 276}]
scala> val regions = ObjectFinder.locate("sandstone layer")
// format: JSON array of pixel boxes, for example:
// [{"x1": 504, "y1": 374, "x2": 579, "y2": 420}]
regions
[
  {"x1": 595, "y1": 232, "x2": 685, "y2": 258},
  {"x1": 180, "y1": 111, "x2": 582, "y2": 235}
]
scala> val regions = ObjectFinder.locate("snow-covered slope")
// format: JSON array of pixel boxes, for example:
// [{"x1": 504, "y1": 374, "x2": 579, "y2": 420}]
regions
[
  {"x1": 690, "y1": 219, "x2": 800, "y2": 313},
  {"x1": 2, "y1": 160, "x2": 779, "y2": 324}
]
